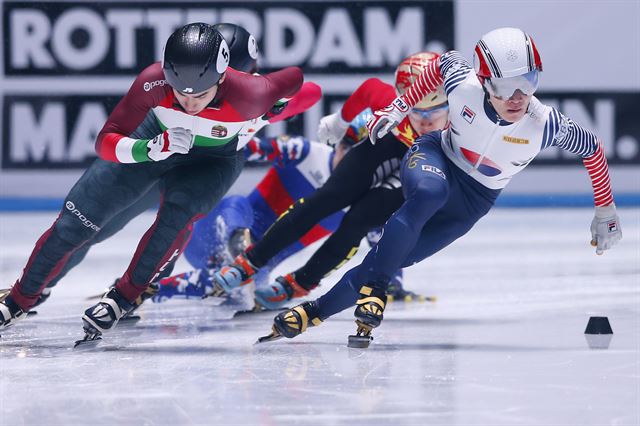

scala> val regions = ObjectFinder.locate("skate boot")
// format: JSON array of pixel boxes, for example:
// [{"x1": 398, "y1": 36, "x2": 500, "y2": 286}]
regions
[
  {"x1": 348, "y1": 285, "x2": 387, "y2": 348},
  {"x1": 209, "y1": 253, "x2": 257, "y2": 297},
  {"x1": 256, "y1": 301, "x2": 322, "y2": 343},
  {"x1": 121, "y1": 282, "x2": 159, "y2": 324},
  {"x1": 76, "y1": 287, "x2": 134, "y2": 347},
  {"x1": 0, "y1": 287, "x2": 49, "y2": 315},
  {"x1": 254, "y1": 273, "x2": 317, "y2": 311},
  {"x1": 386, "y1": 273, "x2": 435, "y2": 303},
  {"x1": 32, "y1": 287, "x2": 52, "y2": 308},
  {"x1": 0, "y1": 295, "x2": 27, "y2": 332}
]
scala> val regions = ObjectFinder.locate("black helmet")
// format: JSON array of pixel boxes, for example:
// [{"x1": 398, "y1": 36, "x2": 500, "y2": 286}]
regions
[
  {"x1": 212, "y1": 23, "x2": 259, "y2": 73},
  {"x1": 163, "y1": 23, "x2": 230, "y2": 94}
]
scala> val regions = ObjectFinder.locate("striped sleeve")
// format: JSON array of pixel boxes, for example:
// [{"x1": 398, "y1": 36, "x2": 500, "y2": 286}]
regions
[
  {"x1": 544, "y1": 108, "x2": 614, "y2": 206},
  {"x1": 400, "y1": 50, "x2": 471, "y2": 106},
  {"x1": 439, "y1": 51, "x2": 474, "y2": 96}
]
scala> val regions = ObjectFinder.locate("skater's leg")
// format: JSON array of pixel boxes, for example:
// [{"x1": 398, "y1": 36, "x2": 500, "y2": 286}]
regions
[
  {"x1": 115, "y1": 154, "x2": 244, "y2": 302},
  {"x1": 294, "y1": 187, "x2": 404, "y2": 287},
  {"x1": 46, "y1": 184, "x2": 161, "y2": 290},
  {"x1": 352, "y1": 133, "x2": 452, "y2": 288},
  {"x1": 246, "y1": 138, "x2": 407, "y2": 267},
  {"x1": 9, "y1": 160, "x2": 161, "y2": 311}
]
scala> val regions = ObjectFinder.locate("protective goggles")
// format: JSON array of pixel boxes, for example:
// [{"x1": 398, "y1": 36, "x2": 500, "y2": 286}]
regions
[
  {"x1": 485, "y1": 69, "x2": 539, "y2": 99},
  {"x1": 409, "y1": 103, "x2": 449, "y2": 120}
]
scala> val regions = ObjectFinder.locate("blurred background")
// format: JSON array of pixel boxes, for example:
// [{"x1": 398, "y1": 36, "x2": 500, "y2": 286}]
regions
[{"x1": 0, "y1": 0, "x2": 638, "y2": 209}]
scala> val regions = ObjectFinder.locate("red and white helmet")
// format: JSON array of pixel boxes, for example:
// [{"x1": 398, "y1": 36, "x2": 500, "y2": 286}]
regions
[
  {"x1": 395, "y1": 52, "x2": 447, "y2": 110},
  {"x1": 473, "y1": 28, "x2": 543, "y2": 98}
]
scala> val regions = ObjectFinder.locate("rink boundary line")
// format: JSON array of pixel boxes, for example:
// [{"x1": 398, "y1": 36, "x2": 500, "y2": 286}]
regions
[{"x1": 0, "y1": 194, "x2": 638, "y2": 211}]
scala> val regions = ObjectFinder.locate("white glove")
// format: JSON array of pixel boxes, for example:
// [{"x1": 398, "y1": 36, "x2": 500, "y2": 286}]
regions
[
  {"x1": 147, "y1": 127, "x2": 193, "y2": 162},
  {"x1": 366, "y1": 97, "x2": 410, "y2": 145},
  {"x1": 590, "y1": 205, "x2": 622, "y2": 255},
  {"x1": 317, "y1": 112, "x2": 349, "y2": 146}
]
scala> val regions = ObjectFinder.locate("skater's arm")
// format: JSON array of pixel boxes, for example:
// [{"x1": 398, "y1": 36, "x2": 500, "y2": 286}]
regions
[
  {"x1": 95, "y1": 63, "x2": 171, "y2": 163},
  {"x1": 545, "y1": 108, "x2": 621, "y2": 253},
  {"x1": 221, "y1": 67, "x2": 304, "y2": 121},
  {"x1": 245, "y1": 136, "x2": 309, "y2": 166},
  {"x1": 267, "y1": 82, "x2": 322, "y2": 123},
  {"x1": 545, "y1": 108, "x2": 613, "y2": 207},
  {"x1": 341, "y1": 78, "x2": 397, "y2": 122}
]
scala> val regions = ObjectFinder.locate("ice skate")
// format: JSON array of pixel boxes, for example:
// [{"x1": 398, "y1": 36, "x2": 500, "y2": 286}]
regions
[
  {"x1": 75, "y1": 287, "x2": 134, "y2": 348},
  {"x1": 386, "y1": 278, "x2": 435, "y2": 303},
  {"x1": 120, "y1": 282, "x2": 160, "y2": 324},
  {"x1": 0, "y1": 294, "x2": 27, "y2": 333},
  {"x1": 348, "y1": 285, "x2": 387, "y2": 348},
  {"x1": 256, "y1": 301, "x2": 322, "y2": 343},
  {"x1": 254, "y1": 273, "x2": 316, "y2": 310},
  {"x1": 208, "y1": 253, "x2": 257, "y2": 297},
  {"x1": 0, "y1": 287, "x2": 50, "y2": 316}
]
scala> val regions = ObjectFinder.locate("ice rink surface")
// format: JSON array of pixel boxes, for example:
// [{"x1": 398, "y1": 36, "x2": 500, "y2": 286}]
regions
[{"x1": 0, "y1": 208, "x2": 638, "y2": 426}]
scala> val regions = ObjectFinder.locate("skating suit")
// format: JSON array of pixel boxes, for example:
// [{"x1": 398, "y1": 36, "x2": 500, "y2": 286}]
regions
[
  {"x1": 315, "y1": 51, "x2": 613, "y2": 319},
  {"x1": 9, "y1": 64, "x2": 303, "y2": 310},
  {"x1": 157, "y1": 137, "x2": 343, "y2": 297}
]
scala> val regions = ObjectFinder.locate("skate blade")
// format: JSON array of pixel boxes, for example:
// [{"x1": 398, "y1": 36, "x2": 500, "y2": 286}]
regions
[
  {"x1": 26, "y1": 310, "x2": 38, "y2": 317},
  {"x1": 255, "y1": 327, "x2": 283, "y2": 344},
  {"x1": 348, "y1": 334, "x2": 373, "y2": 349},
  {"x1": 202, "y1": 282, "x2": 229, "y2": 300},
  {"x1": 73, "y1": 334, "x2": 102, "y2": 349}
]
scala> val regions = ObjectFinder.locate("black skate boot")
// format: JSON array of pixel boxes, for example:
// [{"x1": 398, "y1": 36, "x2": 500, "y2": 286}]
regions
[
  {"x1": 256, "y1": 301, "x2": 322, "y2": 343},
  {"x1": 120, "y1": 282, "x2": 160, "y2": 324},
  {"x1": 32, "y1": 287, "x2": 52, "y2": 308},
  {"x1": 0, "y1": 287, "x2": 49, "y2": 316},
  {"x1": 75, "y1": 287, "x2": 134, "y2": 347},
  {"x1": 386, "y1": 282, "x2": 435, "y2": 303},
  {"x1": 348, "y1": 285, "x2": 387, "y2": 348},
  {"x1": 0, "y1": 294, "x2": 27, "y2": 333}
]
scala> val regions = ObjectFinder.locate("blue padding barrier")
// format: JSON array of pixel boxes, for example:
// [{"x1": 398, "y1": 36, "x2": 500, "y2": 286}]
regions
[{"x1": 0, "y1": 194, "x2": 638, "y2": 212}]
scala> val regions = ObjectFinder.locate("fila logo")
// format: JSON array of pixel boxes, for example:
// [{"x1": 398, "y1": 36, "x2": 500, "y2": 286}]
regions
[
  {"x1": 392, "y1": 98, "x2": 409, "y2": 112},
  {"x1": 422, "y1": 164, "x2": 446, "y2": 179},
  {"x1": 461, "y1": 106, "x2": 475, "y2": 124}
]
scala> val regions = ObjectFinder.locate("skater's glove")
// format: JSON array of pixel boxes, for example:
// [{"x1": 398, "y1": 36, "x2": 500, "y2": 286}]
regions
[
  {"x1": 317, "y1": 112, "x2": 349, "y2": 146},
  {"x1": 590, "y1": 204, "x2": 622, "y2": 255},
  {"x1": 147, "y1": 127, "x2": 193, "y2": 162},
  {"x1": 366, "y1": 97, "x2": 410, "y2": 145}
]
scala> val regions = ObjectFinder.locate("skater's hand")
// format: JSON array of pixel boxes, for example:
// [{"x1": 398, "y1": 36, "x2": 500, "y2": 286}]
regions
[
  {"x1": 590, "y1": 205, "x2": 622, "y2": 255},
  {"x1": 317, "y1": 112, "x2": 349, "y2": 146},
  {"x1": 367, "y1": 97, "x2": 410, "y2": 145},
  {"x1": 147, "y1": 127, "x2": 193, "y2": 162}
]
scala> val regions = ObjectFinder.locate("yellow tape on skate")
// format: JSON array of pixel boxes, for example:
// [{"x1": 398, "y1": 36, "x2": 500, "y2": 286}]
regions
[
  {"x1": 360, "y1": 286, "x2": 373, "y2": 296},
  {"x1": 293, "y1": 306, "x2": 309, "y2": 332},
  {"x1": 356, "y1": 296, "x2": 385, "y2": 309}
]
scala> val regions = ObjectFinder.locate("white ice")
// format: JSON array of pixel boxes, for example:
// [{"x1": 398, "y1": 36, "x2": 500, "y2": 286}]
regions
[{"x1": 1, "y1": 208, "x2": 639, "y2": 426}]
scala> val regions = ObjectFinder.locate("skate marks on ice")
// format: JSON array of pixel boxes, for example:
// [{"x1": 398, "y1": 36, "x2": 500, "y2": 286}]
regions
[{"x1": 1, "y1": 209, "x2": 639, "y2": 425}]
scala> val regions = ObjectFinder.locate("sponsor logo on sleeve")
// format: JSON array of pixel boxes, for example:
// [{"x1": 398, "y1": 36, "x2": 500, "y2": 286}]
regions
[
  {"x1": 461, "y1": 105, "x2": 475, "y2": 124},
  {"x1": 143, "y1": 80, "x2": 167, "y2": 92}
]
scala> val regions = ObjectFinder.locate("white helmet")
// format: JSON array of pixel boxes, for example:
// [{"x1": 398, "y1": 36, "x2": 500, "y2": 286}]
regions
[
  {"x1": 473, "y1": 27, "x2": 543, "y2": 99},
  {"x1": 395, "y1": 52, "x2": 447, "y2": 110}
]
